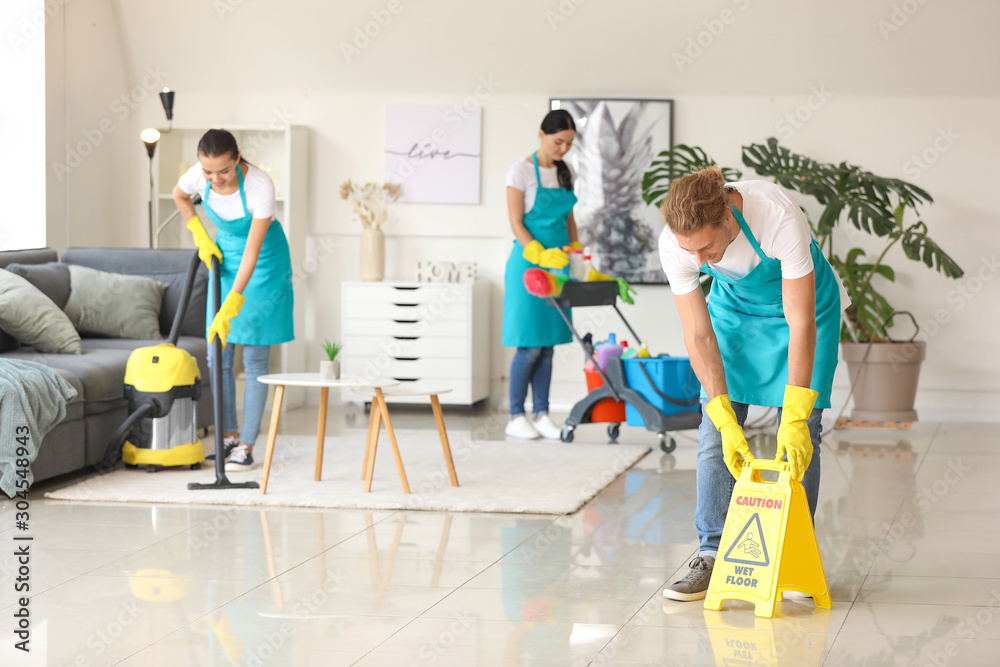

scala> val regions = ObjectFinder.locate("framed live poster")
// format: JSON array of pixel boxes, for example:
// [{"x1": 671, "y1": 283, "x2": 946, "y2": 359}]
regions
[{"x1": 550, "y1": 98, "x2": 674, "y2": 284}]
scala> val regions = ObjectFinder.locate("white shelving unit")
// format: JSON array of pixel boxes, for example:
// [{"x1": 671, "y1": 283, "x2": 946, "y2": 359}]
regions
[
  {"x1": 150, "y1": 124, "x2": 309, "y2": 408},
  {"x1": 340, "y1": 281, "x2": 491, "y2": 406}
]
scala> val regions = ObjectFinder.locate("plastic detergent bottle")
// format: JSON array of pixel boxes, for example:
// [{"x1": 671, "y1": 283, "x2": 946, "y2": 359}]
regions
[
  {"x1": 568, "y1": 250, "x2": 584, "y2": 281},
  {"x1": 621, "y1": 341, "x2": 638, "y2": 359},
  {"x1": 638, "y1": 341, "x2": 651, "y2": 358},
  {"x1": 596, "y1": 333, "x2": 624, "y2": 370},
  {"x1": 581, "y1": 249, "x2": 593, "y2": 280}
]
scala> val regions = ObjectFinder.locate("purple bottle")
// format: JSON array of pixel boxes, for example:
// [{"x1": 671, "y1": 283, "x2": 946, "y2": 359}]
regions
[{"x1": 596, "y1": 333, "x2": 624, "y2": 370}]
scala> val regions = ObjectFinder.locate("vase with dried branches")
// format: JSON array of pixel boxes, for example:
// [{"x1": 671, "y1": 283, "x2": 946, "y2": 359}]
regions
[{"x1": 340, "y1": 179, "x2": 402, "y2": 281}]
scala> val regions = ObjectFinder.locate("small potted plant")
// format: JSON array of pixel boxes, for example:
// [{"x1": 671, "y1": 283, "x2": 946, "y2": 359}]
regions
[{"x1": 320, "y1": 340, "x2": 342, "y2": 380}]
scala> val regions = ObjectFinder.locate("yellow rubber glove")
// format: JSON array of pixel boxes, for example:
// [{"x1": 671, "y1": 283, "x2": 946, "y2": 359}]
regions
[
  {"x1": 207, "y1": 292, "x2": 245, "y2": 348},
  {"x1": 186, "y1": 216, "x2": 223, "y2": 271},
  {"x1": 705, "y1": 394, "x2": 755, "y2": 479},
  {"x1": 570, "y1": 241, "x2": 584, "y2": 252},
  {"x1": 586, "y1": 268, "x2": 614, "y2": 282},
  {"x1": 522, "y1": 240, "x2": 569, "y2": 269},
  {"x1": 775, "y1": 384, "x2": 818, "y2": 481}
]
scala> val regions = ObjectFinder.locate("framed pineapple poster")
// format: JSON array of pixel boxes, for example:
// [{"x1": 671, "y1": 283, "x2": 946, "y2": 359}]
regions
[{"x1": 549, "y1": 98, "x2": 674, "y2": 284}]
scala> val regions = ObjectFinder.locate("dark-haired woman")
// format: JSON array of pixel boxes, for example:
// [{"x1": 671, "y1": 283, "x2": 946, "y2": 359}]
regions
[
  {"x1": 502, "y1": 110, "x2": 580, "y2": 440},
  {"x1": 172, "y1": 129, "x2": 294, "y2": 471}
]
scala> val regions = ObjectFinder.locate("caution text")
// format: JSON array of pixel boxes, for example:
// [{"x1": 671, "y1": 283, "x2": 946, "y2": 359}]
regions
[{"x1": 735, "y1": 495, "x2": 782, "y2": 510}]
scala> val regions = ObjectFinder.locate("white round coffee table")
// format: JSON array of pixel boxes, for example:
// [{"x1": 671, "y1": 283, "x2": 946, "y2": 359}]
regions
[{"x1": 256, "y1": 374, "x2": 399, "y2": 494}]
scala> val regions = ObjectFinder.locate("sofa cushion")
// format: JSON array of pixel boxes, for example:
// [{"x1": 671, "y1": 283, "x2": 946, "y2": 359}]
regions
[
  {"x1": 61, "y1": 248, "x2": 207, "y2": 338},
  {"x1": 3, "y1": 343, "x2": 131, "y2": 416},
  {"x1": 65, "y1": 265, "x2": 167, "y2": 340},
  {"x1": 52, "y1": 368, "x2": 85, "y2": 423},
  {"x1": 0, "y1": 270, "x2": 83, "y2": 354},
  {"x1": 0, "y1": 247, "x2": 58, "y2": 269},
  {"x1": 5, "y1": 262, "x2": 71, "y2": 309}
]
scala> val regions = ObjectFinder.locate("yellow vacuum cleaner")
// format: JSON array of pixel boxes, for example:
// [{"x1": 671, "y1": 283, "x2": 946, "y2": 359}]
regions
[
  {"x1": 119, "y1": 343, "x2": 204, "y2": 469},
  {"x1": 106, "y1": 252, "x2": 205, "y2": 471}
]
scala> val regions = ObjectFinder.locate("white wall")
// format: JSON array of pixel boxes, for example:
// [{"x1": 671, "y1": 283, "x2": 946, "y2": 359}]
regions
[
  {"x1": 44, "y1": 0, "x2": 133, "y2": 252},
  {"x1": 1, "y1": 0, "x2": 46, "y2": 251},
  {"x1": 46, "y1": 0, "x2": 1000, "y2": 417}
]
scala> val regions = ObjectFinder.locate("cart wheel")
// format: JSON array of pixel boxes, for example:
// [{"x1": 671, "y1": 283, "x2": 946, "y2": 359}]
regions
[
  {"x1": 124, "y1": 463, "x2": 138, "y2": 470},
  {"x1": 145, "y1": 465, "x2": 161, "y2": 473},
  {"x1": 658, "y1": 433, "x2": 676, "y2": 453},
  {"x1": 560, "y1": 425, "x2": 575, "y2": 443},
  {"x1": 190, "y1": 462, "x2": 201, "y2": 470},
  {"x1": 607, "y1": 423, "x2": 620, "y2": 442}
]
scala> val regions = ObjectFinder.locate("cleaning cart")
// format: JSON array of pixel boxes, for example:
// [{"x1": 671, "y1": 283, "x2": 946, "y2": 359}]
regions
[{"x1": 547, "y1": 280, "x2": 702, "y2": 452}]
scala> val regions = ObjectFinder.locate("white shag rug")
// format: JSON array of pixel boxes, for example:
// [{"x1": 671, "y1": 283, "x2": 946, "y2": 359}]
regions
[{"x1": 44, "y1": 429, "x2": 650, "y2": 514}]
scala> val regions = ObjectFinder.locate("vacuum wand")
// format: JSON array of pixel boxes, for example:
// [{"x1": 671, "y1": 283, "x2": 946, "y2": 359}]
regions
[{"x1": 188, "y1": 254, "x2": 259, "y2": 491}]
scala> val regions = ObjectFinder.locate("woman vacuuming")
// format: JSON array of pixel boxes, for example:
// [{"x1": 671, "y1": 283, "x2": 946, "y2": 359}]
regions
[
  {"x1": 172, "y1": 129, "x2": 294, "y2": 471},
  {"x1": 502, "y1": 110, "x2": 582, "y2": 440}
]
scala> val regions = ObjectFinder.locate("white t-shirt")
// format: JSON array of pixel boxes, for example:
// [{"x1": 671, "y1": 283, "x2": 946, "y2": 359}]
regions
[
  {"x1": 505, "y1": 157, "x2": 576, "y2": 214},
  {"x1": 658, "y1": 180, "x2": 815, "y2": 296},
  {"x1": 177, "y1": 163, "x2": 276, "y2": 222}
]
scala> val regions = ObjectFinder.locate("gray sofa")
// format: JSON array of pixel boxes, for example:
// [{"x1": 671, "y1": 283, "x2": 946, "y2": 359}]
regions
[{"x1": 0, "y1": 247, "x2": 213, "y2": 483}]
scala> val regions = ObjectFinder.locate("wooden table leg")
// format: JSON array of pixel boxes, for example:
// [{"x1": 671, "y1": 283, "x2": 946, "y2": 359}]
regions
[
  {"x1": 362, "y1": 400, "x2": 382, "y2": 481},
  {"x1": 374, "y1": 388, "x2": 411, "y2": 494},
  {"x1": 363, "y1": 395, "x2": 383, "y2": 492},
  {"x1": 315, "y1": 386, "x2": 329, "y2": 482},
  {"x1": 430, "y1": 394, "x2": 459, "y2": 487},
  {"x1": 259, "y1": 384, "x2": 285, "y2": 494}
]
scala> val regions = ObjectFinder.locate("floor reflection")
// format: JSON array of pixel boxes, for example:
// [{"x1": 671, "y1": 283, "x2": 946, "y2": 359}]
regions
[{"x1": 702, "y1": 605, "x2": 834, "y2": 666}]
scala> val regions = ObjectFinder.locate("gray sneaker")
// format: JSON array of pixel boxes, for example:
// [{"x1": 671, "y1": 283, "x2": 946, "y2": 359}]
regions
[{"x1": 663, "y1": 556, "x2": 715, "y2": 601}]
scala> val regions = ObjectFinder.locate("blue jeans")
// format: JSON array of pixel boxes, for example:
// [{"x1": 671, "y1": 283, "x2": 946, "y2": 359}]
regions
[
  {"x1": 695, "y1": 398, "x2": 823, "y2": 558},
  {"x1": 509, "y1": 347, "x2": 553, "y2": 418},
  {"x1": 207, "y1": 344, "x2": 270, "y2": 446}
]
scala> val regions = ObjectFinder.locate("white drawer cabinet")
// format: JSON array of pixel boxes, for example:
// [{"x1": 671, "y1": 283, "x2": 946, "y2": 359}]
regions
[{"x1": 340, "y1": 281, "x2": 490, "y2": 405}]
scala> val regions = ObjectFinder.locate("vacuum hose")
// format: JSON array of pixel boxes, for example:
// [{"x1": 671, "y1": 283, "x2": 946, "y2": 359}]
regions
[
  {"x1": 168, "y1": 251, "x2": 203, "y2": 346},
  {"x1": 102, "y1": 401, "x2": 159, "y2": 469}
]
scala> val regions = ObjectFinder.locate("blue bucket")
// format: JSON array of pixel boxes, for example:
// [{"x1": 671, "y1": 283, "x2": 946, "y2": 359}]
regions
[{"x1": 623, "y1": 356, "x2": 701, "y2": 426}]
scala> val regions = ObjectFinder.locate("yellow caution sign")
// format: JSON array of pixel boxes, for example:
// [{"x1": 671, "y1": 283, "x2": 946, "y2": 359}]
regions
[{"x1": 705, "y1": 459, "x2": 831, "y2": 617}]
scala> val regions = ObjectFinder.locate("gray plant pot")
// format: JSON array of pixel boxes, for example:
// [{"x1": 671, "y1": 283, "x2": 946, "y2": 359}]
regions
[
  {"x1": 319, "y1": 359, "x2": 340, "y2": 380},
  {"x1": 842, "y1": 340, "x2": 926, "y2": 423}
]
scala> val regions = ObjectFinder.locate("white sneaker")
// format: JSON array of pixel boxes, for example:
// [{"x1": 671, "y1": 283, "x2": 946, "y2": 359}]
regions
[
  {"x1": 782, "y1": 590, "x2": 812, "y2": 601},
  {"x1": 533, "y1": 414, "x2": 563, "y2": 440},
  {"x1": 224, "y1": 444, "x2": 257, "y2": 471},
  {"x1": 505, "y1": 415, "x2": 539, "y2": 440}
]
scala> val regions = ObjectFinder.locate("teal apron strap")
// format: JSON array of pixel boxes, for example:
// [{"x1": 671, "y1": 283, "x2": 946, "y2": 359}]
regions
[
  {"x1": 237, "y1": 164, "x2": 250, "y2": 218},
  {"x1": 731, "y1": 204, "x2": 768, "y2": 261}
]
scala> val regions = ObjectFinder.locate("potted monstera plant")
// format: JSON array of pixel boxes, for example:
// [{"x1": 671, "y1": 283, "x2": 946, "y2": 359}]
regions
[{"x1": 642, "y1": 139, "x2": 965, "y2": 423}]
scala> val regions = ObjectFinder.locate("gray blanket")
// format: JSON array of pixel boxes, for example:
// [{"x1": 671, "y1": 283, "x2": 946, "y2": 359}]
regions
[{"x1": 0, "y1": 360, "x2": 78, "y2": 497}]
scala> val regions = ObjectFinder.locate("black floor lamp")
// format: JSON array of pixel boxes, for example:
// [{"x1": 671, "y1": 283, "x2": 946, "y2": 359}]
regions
[
  {"x1": 141, "y1": 87, "x2": 176, "y2": 249},
  {"x1": 141, "y1": 128, "x2": 160, "y2": 249}
]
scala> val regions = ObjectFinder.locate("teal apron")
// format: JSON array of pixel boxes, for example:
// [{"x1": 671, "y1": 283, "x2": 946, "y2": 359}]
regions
[
  {"x1": 701, "y1": 205, "x2": 840, "y2": 408},
  {"x1": 202, "y1": 165, "x2": 294, "y2": 346},
  {"x1": 502, "y1": 154, "x2": 576, "y2": 347}
]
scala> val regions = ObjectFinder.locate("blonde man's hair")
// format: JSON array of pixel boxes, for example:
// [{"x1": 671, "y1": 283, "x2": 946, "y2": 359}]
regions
[{"x1": 660, "y1": 165, "x2": 730, "y2": 236}]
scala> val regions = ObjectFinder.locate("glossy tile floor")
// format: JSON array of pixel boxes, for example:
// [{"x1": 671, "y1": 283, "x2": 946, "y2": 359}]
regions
[{"x1": 2, "y1": 407, "x2": 998, "y2": 665}]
